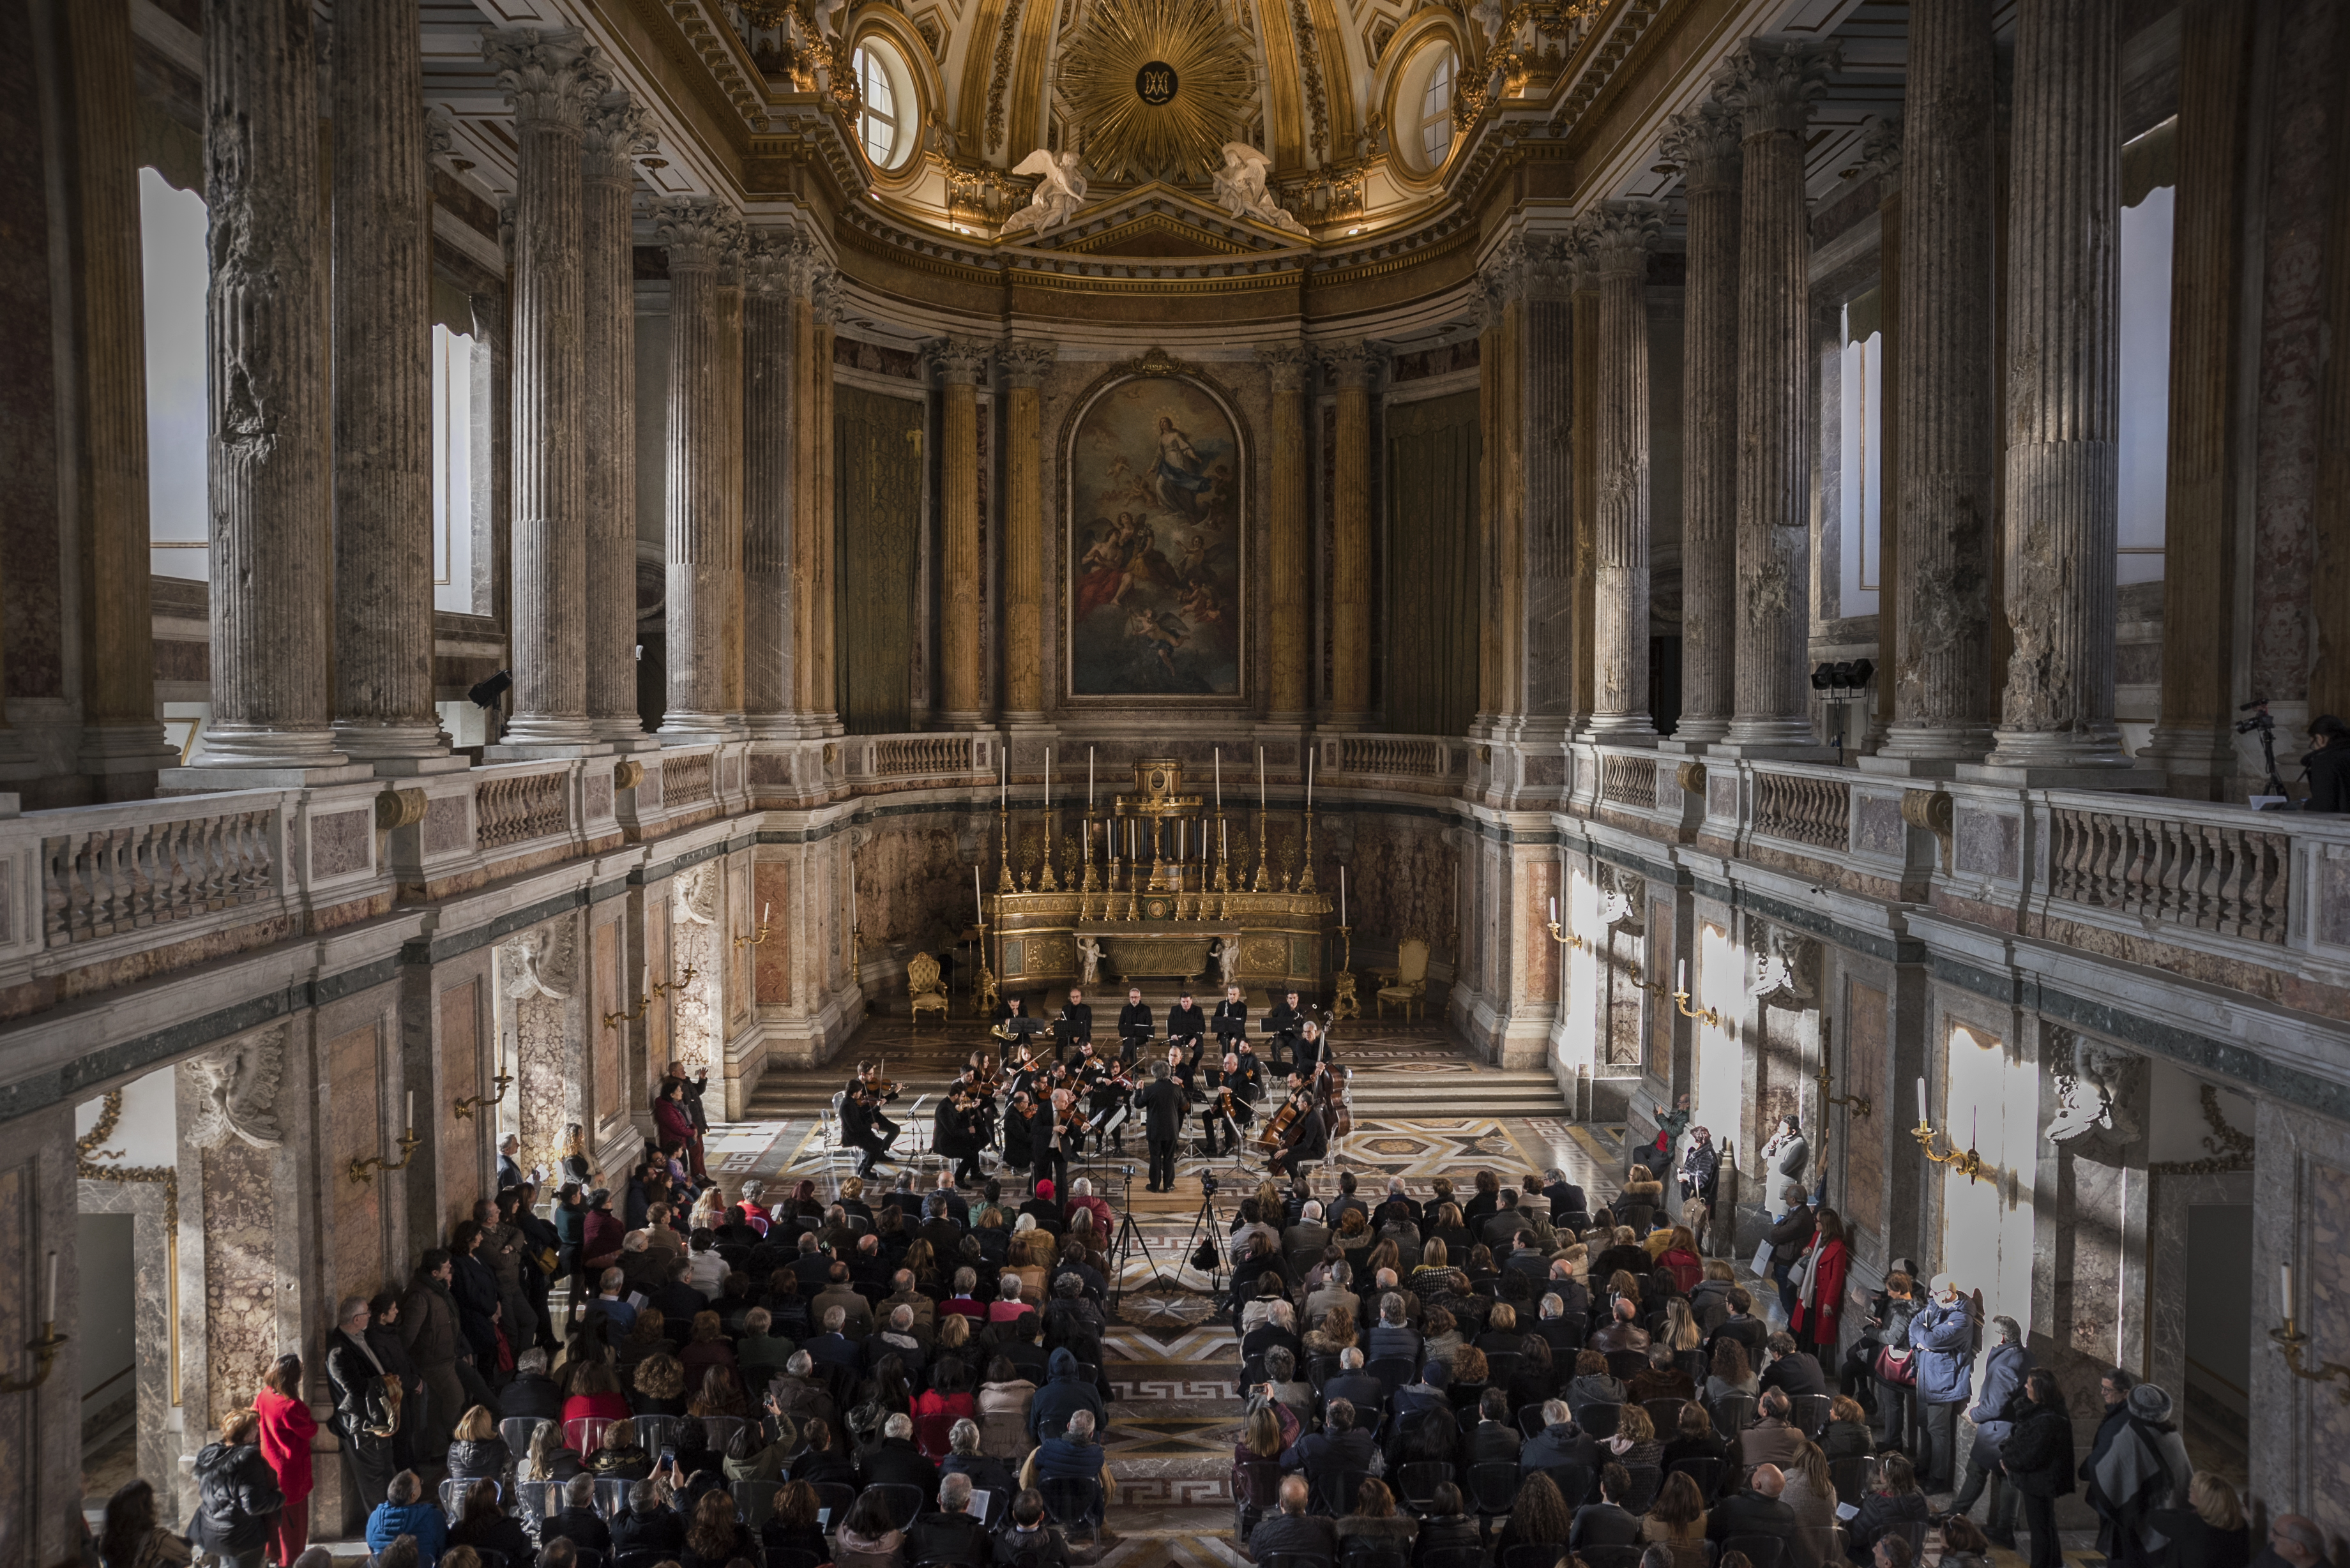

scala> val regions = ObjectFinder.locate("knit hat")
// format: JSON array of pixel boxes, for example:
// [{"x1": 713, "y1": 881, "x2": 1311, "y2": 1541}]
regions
[
  {"x1": 1421, "y1": 1361, "x2": 1450, "y2": 1388},
  {"x1": 1036, "y1": 1179, "x2": 1055, "y2": 1200},
  {"x1": 2127, "y1": 1383, "x2": 2174, "y2": 1423}
]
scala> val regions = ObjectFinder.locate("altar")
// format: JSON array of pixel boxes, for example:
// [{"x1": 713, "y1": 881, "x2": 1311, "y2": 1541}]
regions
[{"x1": 981, "y1": 755, "x2": 1337, "y2": 997}]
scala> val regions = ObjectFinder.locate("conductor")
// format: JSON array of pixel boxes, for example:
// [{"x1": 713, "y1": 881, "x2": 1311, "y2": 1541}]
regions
[{"x1": 1135, "y1": 1061, "x2": 1188, "y2": 1193}]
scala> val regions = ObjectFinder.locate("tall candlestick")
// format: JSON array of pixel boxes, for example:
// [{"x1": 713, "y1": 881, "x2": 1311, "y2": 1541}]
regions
[
  {"x1": 45, "y1": 1251, "x2": 57, "y2": 1322},
  {"x1": 1259, "y1": 745, "x2": 1265, "y2": 809},
  {"x1": 1000, "y1": 751, "x2": 1006, "y2": 812},
  {"x1": 1215, "y1": 748, "x2": 1221, "y2": 808},
  {"x1": 1305, "y1": 748, "x2": 1314, "y2": 813},
  {"x1": 1549, "y1": 896, "x2": 1558, "y2": 924},
  {"x1": 1916, "y1": 1077, "x2": 1929, "y2": 1124},
  {"x1": 1089, "y1": 748, "x2": 1095, "y2": 810},
  {"x1": 1340, "y1": 865, "x2": 1347, "y2": 925},
  {"x1": 974, "y1": 866, "x2": 983, "y2": 926},
  {"x1": 1222, "y1": 820, "x2": 1228, "y2": 859}
]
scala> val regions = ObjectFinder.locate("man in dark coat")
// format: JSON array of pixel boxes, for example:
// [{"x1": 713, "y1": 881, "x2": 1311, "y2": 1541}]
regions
[
  {"x1": 1262, "y1": 988, "x2": 1305, "y2": 1070},
  {"x1": 2000, "y1": 1368, "x2": 2077, "y2": 1568},
  {"x1": 1571, "y1": 1463, "x2": 1645, "y2": 1550},
  {"x1": 1116, "y1": 986, "x2": 1153, "y2": 1064},
  {"x1": 858, "y1": 1412, "x2": 943, "y2": 1493},
  {"x1": 1027, "y1": 1346, "x2": 1106, "y2": 1444},
  {"x1": 1249, "y1": 1475, "x2": 1338, "y2": 1560},
  {"x1": 1136, "y1": 1060, "x2": 1187, "y2": 1193},
  {"x1": 1706, "y1": 1463, "x2": 1800, "y2": 1546},
  {"x1": 907, "y1": 1473, "x2": 994, "y2": 1562},
  {"x1": 542, "y1": 1474, "x2": 612, "y2": 1555},
  {"x1": 448, "y1": 1221, "x2": 505, "y2": 1375},
  {"x1": 1280, "y1": 1399, "x2": 1382, "y2": 1500},
  {"x1": 2301, "y1": 713, "x2": 2350, "y2": 811},
  {"x1": 398, "y1": 1250, "x2": 469, "y2": 1457},
  {"x1": 326, "y1": 1296, "x2": 397, "y2": 1512}
]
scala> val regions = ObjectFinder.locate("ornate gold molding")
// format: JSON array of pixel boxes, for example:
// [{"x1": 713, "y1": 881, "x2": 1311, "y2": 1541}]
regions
[{"x1": 2149, "y1": 1084, "x2": 2255, "y2": 1177}]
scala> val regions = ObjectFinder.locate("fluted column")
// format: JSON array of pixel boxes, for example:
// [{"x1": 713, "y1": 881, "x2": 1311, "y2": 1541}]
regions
[
  {"x1": 1479, "y1": 244, "x2": 1527, "y2": 730},
  {"x1": 1876, "y1": 0, "x2": 1998, "y2": 766},
  {"x1": 1662, "y1": 99, "x2": 1742, "y2": 745},
  {"x1": 796, "y1": 273, "x2": 842, "y2": 732},
  {"x1": 1326, "y1": 342, "x2": 1383, "y2": 728},
  {"x1": 1980, "y1": 0, "x2": 2129, "y2": 773},
  {"x1": 2144, "y1": 0, "x2": 2257, "y2": 791},
  {"x1": 1520, "y1": 241, "x2": 1577, "y2": 737},
  {"x1": 329, "y1": 0, "x2": 444, "y2": 769},
  {"x1": 655, "y1": 199, "x2": 745, "y2": 741},
  {"x1": 1570, "y1": 259, "x2": 1600, "y2": 729},
  {"x1": 583, "y1": 95, "x2": 655, "y2": 748},
  {"x1": 716, "y1": 244, "x2": 746, "y2": 726},
  {"x1": 1720, "y1": 37, "x2": 1837, "y2": 753},
  {"x1": 743, "y1": 234, "x2": 796, "y2": 736},
  {"x1": 186, "y1": 0, "x2": 347, "y2": 774},
  {"x1": 1583, "y1": 201, "x2": 1662, "y2": 739},
  {"x1": 999, "y1": 339, "x2": 1057, "y2": 724},
  {"x1": 484, "y1": 28, "x2": 607, "y2": 753},
  {"x1": 930, "y1": 337, "x2": 991, "y2": 727},
  {"x1": 1259, "y1": 342, "x2": 1314, "y2": 723}
]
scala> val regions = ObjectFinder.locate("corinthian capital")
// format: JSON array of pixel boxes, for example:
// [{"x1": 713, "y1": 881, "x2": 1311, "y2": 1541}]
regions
[
  {"x1": 741, "y1": 230, "x2": 798, "y2": 296},
  {"x1": 927, "y1": 335, "x2": 994, "y2": 386},
  {"x1": 481, "y1": 26, "x2": 610, "y2": 130},
  {"x1": 1577, "y1": 200, "x2": 1664, "y2": 282},
  {"x1": 582, "y1": 93, "x2": 657, "y2": 183},
  {"x1": 1659, "y1": 96, "x2": 1743, "y2": 193},
  {"x1": 997, "y1": 338, "x2": 1059, "y2": 388},
  {"x1": 653, "y1": 197, "x2": 744, "y2": 271},
  {"x1": 1854, "y1": 114, "x2": 1904, "y2": 185},
  {"x1": 1715, "y1": 36, "x2": 1839, "y2": 140},
  {"x1": 1321, "y1": 339, "x2": 1385, "y2": 389},
  {"x1": 1256, "y1": 340, "x2": 1315, "y2": 392}
]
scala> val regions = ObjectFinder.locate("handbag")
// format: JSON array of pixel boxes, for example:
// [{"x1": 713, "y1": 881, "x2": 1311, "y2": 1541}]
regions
[{"x1": 1874, "y1": 1343, "x2": 1917, "y2": 1387}]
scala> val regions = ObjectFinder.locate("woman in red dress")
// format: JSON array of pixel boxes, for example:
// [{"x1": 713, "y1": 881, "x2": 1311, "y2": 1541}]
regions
[
  {"x1": 1790, "y1": 1207, "x2": 1851, "y2": 1365},
  {"x1": 254, "y1": 1353, "x2": 317, "y2": 1566}
]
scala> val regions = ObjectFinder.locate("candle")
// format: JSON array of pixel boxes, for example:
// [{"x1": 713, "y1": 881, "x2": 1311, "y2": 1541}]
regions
[
  {"x1": 974, "y1": 866, "x2": 983, "y2": 926},
  {"x1": 1306, "y1": 748, "x2": 1314, "y2": 813},
  {"x1": 1549, "y1": 896, "x2": 1558, "y2": 924},
  {"x1": 1000, "y1": 751, "x2": 1006, "y2": 812},
  {"x1": 1917, "y1": 1077, "x2": 1929, "y2": 1124},
  {"x1": 1089, "y1": 748, "x2": 1095, "y2": 810},
  {"x1": 45, "y1": 1251, "x2": 56, "y2": 1322},
  {"x1": 2284, "y1": 1262, "x2": 2296, "y2": 1312},
  {"x1": 1259, "y1": 746, "x2": 1266, "y2": 810},
  {"x1": 1221, "y1": 820, "x2": 1228, "y2": 859},
  {"x1": 762, "y1": 901, "x2": 771, "y2": 924},
  {"x1": 1971, "y1": 1107, "x2": 1978, "y2": 1147},
  {"x1": 406, "y1": 1090, "x2": 414, "y2": 1134},
  {"x1": 1045, "y1": 748, "x2": 1051, "y2": 809},
  {"x1": 1340, "y1": 865, "x2": 1347, "y2": 925},
  {"x1": 1677, "y1": 959, "x2": 1687, "y2": 993},
  {"x1": 1215, "y1": 748, "x2": 1221, "y2": 808}
]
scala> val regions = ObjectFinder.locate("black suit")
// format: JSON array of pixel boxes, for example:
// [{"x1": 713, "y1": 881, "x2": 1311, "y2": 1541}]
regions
[
  {"x1": 1167, "y1": 1002, "x2": 1207, "y2": 1051},
  {"x1": 1056, "y1": 1002, "x2": 1094, "y2": 1056},
  {"x1": 1263, "y1": 1000, "x2": 1303, "y2": 1066},
  {"x1": 907, "y1": 1510, "x2": 993, "y2": 1564},
  {"x1": 1706, "y1": 1491, "x2": 1800, "y2": 1545},
  {"x1": 1117, "y1": 1002, "x2": 1153, "y2": 1062},
  {"x1": 1137, "y1": 1077, "x2": 1187, "y2": 1190},
  {"x1": 1212, "y1": 999, "x2": 1248, "y2": 1055}
]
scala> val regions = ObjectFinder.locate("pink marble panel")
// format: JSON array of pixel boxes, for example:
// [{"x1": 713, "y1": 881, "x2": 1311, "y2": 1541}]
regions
[{"x1": 328, "y1": 1023, "x2": 382, "y2": 1304}]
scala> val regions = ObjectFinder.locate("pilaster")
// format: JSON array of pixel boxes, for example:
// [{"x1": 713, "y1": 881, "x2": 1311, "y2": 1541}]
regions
[
  {"x1": 999, "y1": 338, "x2": 1058, "y2": 726},
  {"x1": 1324, "y1": 340, "x2": 1384, "y2": 730},
  {"x1": 1582, "y1": 200, "x2": 1663, "y2": 741},
  {"x1": 583, "y1": 95, "x2": 658, "y2": 750},
  {"x1": 931, "y1": 336, "x2": 994, "y2": 728},
  {"x1": 1259, "y1": 342, "x2": 1315, "y2": 725}
]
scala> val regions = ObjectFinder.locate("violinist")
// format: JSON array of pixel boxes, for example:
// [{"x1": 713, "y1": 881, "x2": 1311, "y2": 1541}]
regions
[
  {"x1": 1201, "y1": 1056, "x2": 1255, "y2": 1156},
  {"x1": 1080, "y1": 1045, "x2": 1132, "y2": 1156},
  {"x1": 1165, "y1": 1041, "x2": 1197, "y2": 1103},
  {"x1": 1035, "y1": 1087, "x2": 1080, "y2": 1196},
  {"x1": 1166, "y1": 986, "x2": 1208, "y2": 1067},
  {"x1": 934, "y1": 1087, "x2": 987, "y2": 1187},
  {"x1": 1002, "y1": 1090, "x2": 1040, "y2": 1173},
  {"x1": 1116, "y1": 984, "x2": 1153, "y2": 1066},
  {"x1": 1056, "y1": 986, "x2": 1095, "y2": 1060},
  {"x1": 1229, "y1": 1040, "x2": 1266, "y2": 1104},
  {"x1": 840, "y1": 1082, "x2": 898, "y2": 1178},
  {"x1": 1264, "y1": 988, "x2": 1305, "y2": 1071},
  {"x1": 851, "y1": 1062, "x2": 901, "y2": 1140}
]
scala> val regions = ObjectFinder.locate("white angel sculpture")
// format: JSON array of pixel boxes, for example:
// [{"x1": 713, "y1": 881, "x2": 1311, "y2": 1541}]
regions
[
  {"x1": 1001, "y1": 148, "x2": 1089, "y2": 236},
  {"x1": 1209, "y1": 142, "x2": 1309, "y2": 236}
]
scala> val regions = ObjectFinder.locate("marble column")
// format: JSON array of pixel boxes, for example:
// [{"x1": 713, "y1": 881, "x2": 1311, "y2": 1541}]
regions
[
  {"x1": 655, "y1": 199, "x2": 746, "y2": 741},
  {"x1": 582, "y1": 95, "x2": 656, "y2": 749},
  {"x1": 483, "y1": 27, "x2": 607, "y2": 754},
  {"x1": 931, "y1": 338, "x2": 992, "y2": 727},
  {"x1": 999, "y1": 339, "x2": 1057, "y2": 725},
  {"x1": 1583, "y1": 200, "x2": 1662, "y2": 739},
  {"x1": 1326, "y1": 340, "x2": 1383, "y2": 728},
  {"x1": 2144, "y1": 0, "x2": 2257, "y2": 792},
  {"x1": 1520, "y1": 241, "x2": 1577, "y2": 738},
  {"x1": 793, "y1": 269, "x2": 841, "y2": 731},
  {"x1": 1863, "y1": 118, "x2": 1902, "y2": 755},
  {"x1": 1259, "y1": 342, "x2": 1314, "y2": 723},
  {"x1": 1877, "y1": 0, "x2": 1999, "y2": 767},
  {"x1": 1720, "y1": 37, "x2": 1837, "y2": 754},
  {"x1": 61, "y1": 0, "x2": 175, "y2": 795},
  {"x1": 183, "y1": 0, "x2": 351, "y2": 776},
  {"x1": 716, "y1": 246, "x2": 746, "y2": 725},
  {"x1": 1661, "y1": 98, "x2": 1742, "y2": 746},
  {"x1": 1570, "y1": 263, "x2": 1600, "y2": 729},
  {"x1": 330, "y1": 0, "x2": 446, "y2": 770},
  {"x1": 1980, "y1": 0, "x2": 2130, "y2": 774},
  {"x1": 1480, "y1": 245, "x2": 1526, "y2": 731},
  {"x1": 742, "y1": 234, "x2": 796, "y2": 737}
]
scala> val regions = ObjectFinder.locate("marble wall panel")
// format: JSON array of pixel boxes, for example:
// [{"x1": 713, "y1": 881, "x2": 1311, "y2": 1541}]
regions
[
  {"x1": 201, "y1": 1139, "x2": 275, "y2": 1427},
  {"x1": 1957, "y1": 810, "x2": 2020, "y2": 879},
  {"x1": 515, "y1": 990, "x2": 566, "y2": 1175},
  {"x1": 312, "y1": 810, "x2": 372, "y2": 878},
  {"x1": 424, "y1": 795, "x2": 470, "y2": 855},
  {"x1": 671, "y1": 914, "x2": 717, "y2": 1073},
  {"x1": 1854, "y1": 795, "x2": 1903, "y2": 857},
  {"x1": 2309, "y1": 1161, "x2": 2350, "y2": 1542},
  {"x1": 854, "y1": 822, "x2": 968, "y2": 951},
  {"x1": 326, "y1": 1022, "x2": 383, "y2": 1305},
  {"x1": 1845, "y1": 981, "x2": 1889, "y2": 1242},
  {"x1": 1605, "y1": 926, "x2": 1641, "y2": 1067},
  {"x1": 1344, "y1": 813, "x2": 1459, "y2": 958},
  {"x1": 646, "y1": 899, "x2": 672, "y2": 1083},
  {"x1": 728, "y1": 849, "x2": 753, "y2": 1032},
  {"x1": 754, "y1": 861, "x2": 791, "y2": 1005},
  {"x1": 437, "y1": 979, "x2": 481, "y2": 1232},
  {"x1": 2320, "y1": 852, "x2": 2350, "y2": 950},
  {"x1": 1525, "y1": 857, "x2": 1560, "y2": 1004},
  {"x1": 592, "y1": 920, "x2": 621, "y2": 1122},
  {"x1": 1648, "y1": 896, "x2": 1675, "y2": 1073}
]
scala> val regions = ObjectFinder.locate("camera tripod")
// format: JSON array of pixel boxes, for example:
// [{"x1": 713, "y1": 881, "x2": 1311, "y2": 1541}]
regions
[
  {"x1": 1164, "y1": 1184, "x2": 1227, "y2": 1303},
  {"x1": 1106, "y1": 1167, "x2": 1171, "y2": 1309}
]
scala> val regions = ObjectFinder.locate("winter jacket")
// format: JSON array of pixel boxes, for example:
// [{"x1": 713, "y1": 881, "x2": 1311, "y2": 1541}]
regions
[
  {"x1": 581, "y1": 1207, "x2": 628, "y2": 1269},
  {"x1": 188, "y1": 1441, "x2": 282, "y2": 1553},
  {"x1": 254, "y1": 1386, "x2": 317, "y2": 1502},
  {"x1": 398, "y1": 1272, "x2": 465, "y2": 1371},
  {"x1": 1999, "y1": 1398, "x2": 2077, "y2": 1499},
  {"x1": 366, "y1": 1500, "x2": 449, "y2": 1565},
  {"x1": 446, "y1": 1435, "x2": 510, "y2": 1484},
  {"x1": 1967, "y1": 1341, "x2": 2033, "y2": 1470},
  {"x1": 1906, "y1": 1295, "x2": 1978, "y2": 1405},
  {"x1": 1766, "y1": 1205, "x2": 1816, "y2": 1267},
  {"x1": 1791, "y1": 1237, "x2": 1848, "y2": 1346},
  {"x1": 1025, "y1": 1346, "x2": 1105, "y2": 1442}
]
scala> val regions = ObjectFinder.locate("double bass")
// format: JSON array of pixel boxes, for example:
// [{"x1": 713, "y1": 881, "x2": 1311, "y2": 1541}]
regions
[{"x1": 1314, "y1": 1009, "x2": 1353, "y2": 1142}]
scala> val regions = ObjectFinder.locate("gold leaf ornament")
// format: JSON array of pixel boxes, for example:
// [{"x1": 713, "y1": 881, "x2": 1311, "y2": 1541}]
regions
[{"x1": 1056, "y1": 0, "x2": 1257, "y2": 185}]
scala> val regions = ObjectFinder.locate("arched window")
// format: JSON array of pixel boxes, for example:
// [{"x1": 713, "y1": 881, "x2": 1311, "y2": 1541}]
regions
[
  {"x1": 853, "y1": 38, "x2": 915, "y2": 172},
  {"x1": 1416, "y1": 45, "x2": 1457, "y2": 171}
]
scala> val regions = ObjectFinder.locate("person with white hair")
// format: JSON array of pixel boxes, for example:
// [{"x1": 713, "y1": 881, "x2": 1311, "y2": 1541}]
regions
[
  {"x1": 1022, "y1": 1406, "x2": 1118, "y2": 1535},
  {"x1": 907, "y1": 1470, "x2": 993, "y2": 1560},
  {"x1": 859, "y1": 1410, "x2": 942, "y2": 1495},
  {"x1": 1284, "y1": 1198, "x2": 1331, "y2": 1276}
]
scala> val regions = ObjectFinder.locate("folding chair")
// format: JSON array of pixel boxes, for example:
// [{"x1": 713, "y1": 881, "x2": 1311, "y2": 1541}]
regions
[
  {"x1": 1827, "y1": 1456, "x2": 1874, "y2": 1502},
  {"x1": 565, "y1": 1415, "x2": 617, "y2": 1456},
  {"x1": 1667, "y1": 1456, "x2": 1726, "y2": 1500},
  {"x1": 1039, "y1": 1475, "x2": 1103, "y2": 1543},
  {"x1": 1709, "y1": 1394, "x2": 1757, "y2": 1434},
  {"x1": 1503, "y1": 1547, "x2": 1564, "y2": 1568},
  {"x1": 513, "y1": 1479, "x2": 554, "y2": 1521},
  {"x1": 1395, "y1": 1461, "x2": 1455, "y2": 1517},
  {"x1": 1466, "y1": 1459, "x2": 1520, "y2": 1525},
  {"x1": 1233, "y1": 1458, "x2": 1284, "y2": 1536},
  {"x1": 1582, "y1": 1548, "x2": 1648, "y2": 1568},
  {"x1": 1366, "y1": 1356, "x2": 1417, "y2": 1395},
  {"x1": 1540, "y1": 1463, "x2": 1592, "y2": 1509},
  {"x1": 591, "y1": 1477, "x2": 635, "y2": 1519},
  {"x1": 1579, "y1": 1401, "x2": 1622, "y2": 1440},
  {"x1": 499, "y1": 1416, "x2": 547, "y2": 1457},
  {"x1": 808, "y1": 1481, "x2": 858, "y2": 1530},
  {"x1": 1642, "y1": 1397, "x2": 1690, "y2": 1436},
  {"x1": 632, "y1": 1414, "x2": 679, "y2": 1456},
  {"x1": 1310, "y1": 1466, "x2": 1375, "y2": 1518},
  {"x1": 1619, "y1": 1462, "x2": 1662, "y2": 1513}
]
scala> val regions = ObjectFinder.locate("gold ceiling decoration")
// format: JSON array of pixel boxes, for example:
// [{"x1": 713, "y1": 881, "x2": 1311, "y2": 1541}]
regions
[{"x1": 1057, "y1": 0, "x2": 1257, "y2": 185}]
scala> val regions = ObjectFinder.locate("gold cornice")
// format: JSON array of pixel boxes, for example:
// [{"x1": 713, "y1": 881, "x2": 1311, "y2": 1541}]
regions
[{"x1": 1054, "y1": 212, "x2": 1261, "y2": 256}]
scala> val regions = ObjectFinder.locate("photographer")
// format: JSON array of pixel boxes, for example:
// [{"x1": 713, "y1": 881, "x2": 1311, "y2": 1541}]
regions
[{"x1": 2303, "y1": 714, "x2": 2349, "y2": 812}]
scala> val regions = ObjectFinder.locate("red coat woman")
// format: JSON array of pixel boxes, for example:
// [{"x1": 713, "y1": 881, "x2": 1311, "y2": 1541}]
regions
[
  {"x1": 254, "y1": 1355, "x2": 318, "y2": 1564},
  {"x1": 1790, "y1": 1217, "x2": 1851, "y2": 1357}
]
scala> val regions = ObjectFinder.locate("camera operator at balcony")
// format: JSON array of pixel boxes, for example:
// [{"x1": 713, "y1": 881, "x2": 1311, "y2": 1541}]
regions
[{"x1": 2303, "y1": 714, "x2": 2349, "y2": 813}]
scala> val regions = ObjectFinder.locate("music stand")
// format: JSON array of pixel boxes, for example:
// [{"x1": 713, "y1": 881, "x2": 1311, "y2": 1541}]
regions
[{"x1": 999, "y1": 1016, "x2": 1047, "y2": 1064}]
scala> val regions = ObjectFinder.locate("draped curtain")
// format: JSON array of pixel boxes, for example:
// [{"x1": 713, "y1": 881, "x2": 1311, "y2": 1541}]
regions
[
  {"x1": 834, "y1": 384, "x2": 924, "y2": 732},
  {"x1": 1383, "y1": 389, "x2": 1481, "y2": 736}
]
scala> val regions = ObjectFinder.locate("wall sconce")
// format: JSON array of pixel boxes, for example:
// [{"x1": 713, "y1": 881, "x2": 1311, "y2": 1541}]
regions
[
  {"x1": 0, "y1": 1255, "x2": 69, "y2": 1391},
  {"x1": 1545, "y1": 898, "x2": 1587, "y2": 951},
  {"x1": 1671, "y1": 960, "x2": 1720, "y2": 1029},
  {"x1": 602, "y1": 964, "x2": 700, "y2": 1030},
  {"x1": 2273, "y1": 1263, "x2": 2350, "y2": 1404},
  {"x1": 1817, "y1": 1018, "x2": 1872, "y2": 1119},
  {"x1": 453, "y1": 1072, "x2": 513, "y2": 1120},
  {"x1": 733, "y1": 901, "x2": 773, "y2": 949},
  {"x1": 1911, "y1": 1076, "x2": 1984, "y2": 1182},
  {"x1": 350, "y1": 1094, "x2": 425, "y2": 1186}
]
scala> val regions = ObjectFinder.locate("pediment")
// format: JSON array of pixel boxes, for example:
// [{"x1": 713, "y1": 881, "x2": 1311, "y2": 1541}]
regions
[{"x1": 1017, "y1": 183, "x2": 1305, "y2": 257}]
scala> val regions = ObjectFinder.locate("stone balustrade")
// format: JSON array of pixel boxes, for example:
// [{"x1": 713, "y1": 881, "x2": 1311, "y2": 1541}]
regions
[{"x1": 1320, "y1": 734, "x2": 1465, "y2": 781}]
